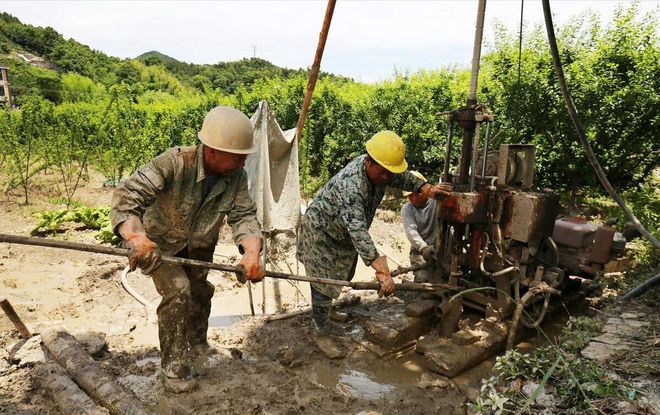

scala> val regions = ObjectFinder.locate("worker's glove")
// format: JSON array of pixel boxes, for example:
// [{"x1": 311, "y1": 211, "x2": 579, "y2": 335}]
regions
[
  {"x1": 239, "y1": 254, "x2": 264, "y2": 283},
  {"x1": 238, "y1": 236, "x2": 265, "y2": 283},
  {"x1": 420, "y1": 183, "x2": 453, "y2": 199},
  {"x1": 124, "y1": 234, "x2": 162, "y2": 274},
  {"x1": 371, "y1": 256, "x2": 395, "y2": 298},
  {"x1": 421, "y1": 246, "x2": 436, "y2": 263}
]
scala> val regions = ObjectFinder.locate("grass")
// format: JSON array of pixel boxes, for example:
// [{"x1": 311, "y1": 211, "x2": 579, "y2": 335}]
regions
[
  {"x1": 469, "y1": 316, "x2": 653, "y2": 414},
  {"x1": 470, "y1": 235, "x2": 659, "y2": 415}
]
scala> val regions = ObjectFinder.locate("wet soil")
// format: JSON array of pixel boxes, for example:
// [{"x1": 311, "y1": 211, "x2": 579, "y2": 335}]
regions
[
  {"x1": 0, "y1": 172, "x2": 474, "y2": 414},
  {"x1": 1, "y1": 171, "x2": 655, "y2": 414}
]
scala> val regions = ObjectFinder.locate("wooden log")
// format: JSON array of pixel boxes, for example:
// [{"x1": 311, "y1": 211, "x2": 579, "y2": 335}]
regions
[
  {"x1": 39, "y1": 362, "x2": 109, "y2": 415},
  {"x1": 41, "y1": 329, "x2": 151, "y2": 415},
  {"x1": 0, "y1": 298, "x2": 32, "y2": 339},
  {"x1": 264, "y1": 294, "x2": 361, "y2": 323}
]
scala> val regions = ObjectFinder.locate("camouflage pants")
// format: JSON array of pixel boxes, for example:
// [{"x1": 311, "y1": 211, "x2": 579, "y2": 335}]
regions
[
  {"x1": 150, "y1": 256, "x2": 214, "y2": 378},
  {"x1": 305, "y1": 254, "x2": 359, "y2": 300}
]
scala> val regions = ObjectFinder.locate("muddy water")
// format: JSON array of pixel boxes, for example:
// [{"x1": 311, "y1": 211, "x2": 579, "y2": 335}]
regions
[
  {"x1": 309, "y1": 353, "x2": 427, "y2": 400},
  {"x1": 124, "y1": 240, "x2": 589, "y2": 406},
  {"x1": 303, "y1": 297, "x2": 587, "y2": 402}
]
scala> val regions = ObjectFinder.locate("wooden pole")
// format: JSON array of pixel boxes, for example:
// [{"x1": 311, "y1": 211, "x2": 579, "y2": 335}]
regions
[
  {"x1": 39, "y1": 362, "x2": 108, "y2": 415},
  {"x1": 0, "y1": 233, "x2": 455, "y2": 294},
  {"x1": 263, "y1": 294, "x2": 360, "y2": 323},
  {"x1": 261, "y1": 233, "x2": 268, "y2": 314},
  {"x1": 0, "y1": 298, "x2": 31, "y2": 339},
  {"x1": 247, "y1": 282, "x2": 255, "y2": 316},
  {"x1": 42, "y1": 329, "x2": 151, "y2": 415},
  {"x1": 295, "y1": 0, "x2": 337, "y2": 140}
]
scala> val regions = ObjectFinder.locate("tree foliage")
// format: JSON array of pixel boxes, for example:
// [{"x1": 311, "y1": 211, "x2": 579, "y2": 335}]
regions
[
  {"x1": 0, "y1": 4, "x2": 657, "y2": 207},
  {"x1": 482, "y1": 4, "x2": 659, "y2": 190}
]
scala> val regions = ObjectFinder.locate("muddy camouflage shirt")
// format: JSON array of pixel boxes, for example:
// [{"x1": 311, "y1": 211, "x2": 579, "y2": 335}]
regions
[
  {"x1": 297, "y1": 154, "x2": 426, "y2": 296},
  {"x1": 110, "y1": 145, "x2": 261, "y2": 261}
]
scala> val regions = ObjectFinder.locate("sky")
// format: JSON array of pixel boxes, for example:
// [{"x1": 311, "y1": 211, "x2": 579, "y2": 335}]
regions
[{"x1": 0, "y1": 1, "x2": 657, "y2": 82}]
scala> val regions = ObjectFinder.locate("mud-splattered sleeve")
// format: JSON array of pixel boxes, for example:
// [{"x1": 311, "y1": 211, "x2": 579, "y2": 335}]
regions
[
  {"x1": 389, "y1": 170, "x2": 427, "y2": 193},
  {"x1": 227, "y1": 170, "x2": 262, "y2": 247},
  {"x1": 110, "y1": 151, "x2": 176, "y2": 234},
  {"x1": 338, "y1": 183, "x2": 380, "y2": 266}
]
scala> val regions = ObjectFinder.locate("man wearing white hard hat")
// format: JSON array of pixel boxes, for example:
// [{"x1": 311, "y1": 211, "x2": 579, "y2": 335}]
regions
[{"x1": 111, "y1": 106, "x2": 263, "y2": 392}]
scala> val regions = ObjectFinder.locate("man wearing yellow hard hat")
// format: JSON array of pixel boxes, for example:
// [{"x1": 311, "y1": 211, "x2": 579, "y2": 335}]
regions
[
  {"x1": 297, "y1": 130, "x2": 452, "y2": 358},
  {"x1": 111, "y1": 106, "x2": 264, "y2": 392},
  {"x1": 402, "y1": 171, "x2": 439, "y2": 283}
]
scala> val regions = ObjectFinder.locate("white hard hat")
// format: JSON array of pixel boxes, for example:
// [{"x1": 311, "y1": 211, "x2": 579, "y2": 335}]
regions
[{"x1": 198, "y1": 106, "x2": 256, "y2": 154}]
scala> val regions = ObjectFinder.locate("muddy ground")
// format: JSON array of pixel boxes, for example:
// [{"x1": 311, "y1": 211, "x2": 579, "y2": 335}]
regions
[{"x1": 0, "y1": 171, "x2": 657, "y2": 414}]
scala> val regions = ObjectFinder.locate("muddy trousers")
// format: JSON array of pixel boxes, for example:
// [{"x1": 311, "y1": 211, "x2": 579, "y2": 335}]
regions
[
  {"x1": 308, "y1": 255, "x2": 358, "y2": 331},
  {"x1": 311, "y1": 286, "x2": 332, "y2": 330},
  {"x1": 150, "y1": 252, "x2": 215, "y2": 378}
]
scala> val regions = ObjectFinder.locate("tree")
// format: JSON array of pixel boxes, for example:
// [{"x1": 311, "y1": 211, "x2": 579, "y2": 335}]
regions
[
  {"x1": 481, "y1": 4, "x2": 659, "y2": 191},
  {"x1": 2, "y1": 95, "x2": 53, "y2": 204},
  {"x1": 61, "y1": 73, "x2": 107, "y2": 102},
  {"x1": 47, "y1": 104, "x2": 97, "y2": 207}
]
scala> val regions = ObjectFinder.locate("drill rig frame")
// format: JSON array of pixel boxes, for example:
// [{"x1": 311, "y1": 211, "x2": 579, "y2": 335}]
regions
[{"x1": 431, "y1": 0, "x2": 565, "y2": 335}]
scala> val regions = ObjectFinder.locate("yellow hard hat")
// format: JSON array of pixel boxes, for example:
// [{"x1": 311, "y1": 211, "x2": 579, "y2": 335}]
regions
[
  {"x1": 365, "y1": 130, "x2": 408, "y2": 174},
  {"x1": 198, "y1": 106, "x2": 257, "y2": 154},
  {"x1": 403, "y1": 171, "x2": 427, "y2": 196}
]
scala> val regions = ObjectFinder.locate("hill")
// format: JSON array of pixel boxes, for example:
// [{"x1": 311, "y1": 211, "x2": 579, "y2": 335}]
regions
[
  {"x1": 137, "y1": 50, "x2": 181, "y2": 67},
  {"x1": 0, "y1": 12, "x2": 346, "y2": 101},
  {"x1": 136, "y1": 50, "x2": 308, "y2": 93}
]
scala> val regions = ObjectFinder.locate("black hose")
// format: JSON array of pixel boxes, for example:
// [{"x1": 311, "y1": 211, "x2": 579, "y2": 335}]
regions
[
  {"x1": 618, "y1": 273, "x2": 660, "y2": 302},
  {"x1": 541, "y1": 0, "x2": 659, "y2": 249}
]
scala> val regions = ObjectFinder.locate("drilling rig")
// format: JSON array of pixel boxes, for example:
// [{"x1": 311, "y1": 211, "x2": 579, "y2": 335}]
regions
[{"x1": 404, "y1": 0, "x2": 624, "y2": 376}]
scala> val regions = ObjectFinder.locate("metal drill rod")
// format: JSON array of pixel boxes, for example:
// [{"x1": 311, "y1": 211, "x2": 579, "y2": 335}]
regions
[
  {"x1": 468, "y1": 0, "x2": 487, "y2": 104},
  {"x1": 0, "y1": 233, "x2": 456, "y2": 293},
  {"x1": 481, "y1": 121, "x2": 491, "y2": 177},
  {"x1": 442, "y1": 121, "x2": 455, "y2": 183},
  {"x1": 296, "y1": 0, "x2": 337, "y2": 140}
]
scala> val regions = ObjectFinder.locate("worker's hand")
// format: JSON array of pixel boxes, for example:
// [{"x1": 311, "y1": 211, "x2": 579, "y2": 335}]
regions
[
  {"x1": 372, "y1": 256, "x2": 395, "y2": 297},
  {"x1": 118, "y1": 217, "x2": 161, "y2": 274},
  {"x1": 124, "y1": 234, "x2": 161, "y2": 274},
  {"x1": 421, "y1": 245, "x2": 436, "y2": 262},
  {"x1": 239, "y1": 236, "x2": 264, "y2": 283},
  {"x1": 420, "y1": 183, "x2": 453, "y2": 199}
]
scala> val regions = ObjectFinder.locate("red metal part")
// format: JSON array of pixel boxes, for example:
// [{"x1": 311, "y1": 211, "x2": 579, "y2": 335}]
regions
[
  {"x1": 469, "y1": 228, "x2": 483, "y2": 270},
  {"x1": 502, "y1": 192, "x2": 559, "y2": 242},
  {"x1": 440, "y1": 192, "x2": 488, "y2": 224},
  {"x1": 590, "y1": 226, "x2": 616, "y2": 264}
]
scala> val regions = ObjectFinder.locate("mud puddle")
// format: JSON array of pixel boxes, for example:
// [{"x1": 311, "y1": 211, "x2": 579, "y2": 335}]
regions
[
  {"x1": 307, "y1": 352, "x2": 426, "y2": 400},
  {"x1": 208, "y1": 314, "x2": 246, "y2": 327}
]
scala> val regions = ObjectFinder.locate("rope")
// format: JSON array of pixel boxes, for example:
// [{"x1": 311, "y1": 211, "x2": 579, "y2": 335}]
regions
[{"x1": 119, "y1": 266, "x2": 151, "y2": 307}]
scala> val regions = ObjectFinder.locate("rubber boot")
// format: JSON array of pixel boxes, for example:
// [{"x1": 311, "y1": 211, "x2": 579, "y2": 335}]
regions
[{"x1": 311, "y1": 289, "x2": 345, "y2": 359}]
